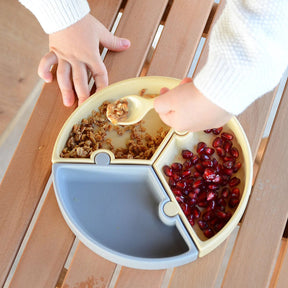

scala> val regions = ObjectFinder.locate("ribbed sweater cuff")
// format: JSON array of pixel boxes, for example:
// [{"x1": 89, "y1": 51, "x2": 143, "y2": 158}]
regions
[{"x1": 19, "y1": 0, "x2": 90, "y2": 34}]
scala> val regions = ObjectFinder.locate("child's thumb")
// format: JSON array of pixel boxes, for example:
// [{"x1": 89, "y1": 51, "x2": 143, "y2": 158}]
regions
[
  {"x1": 154, "y1": 94, "x2": 173, "y2": 114},
  {"x1": 101, "y1": 30, "x2": 131, "y2": 52}
]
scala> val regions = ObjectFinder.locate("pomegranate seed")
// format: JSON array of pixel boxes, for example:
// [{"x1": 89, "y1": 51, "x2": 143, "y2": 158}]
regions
[
  {"x1": 171, "y1": 162, "x2": 183, "y2": 171},
  {"x1": 183, "y1": 159, "x2": 193, "y2": 169},
  {"x1": 172, "y1": 188, "x2": 182, "y2": 196},
  {"x1": 223, "y1": 160, "x2": 234, "y2": 169},
  {"x1": 169, "y1": 177, "x2": 176, "y2": 187},
  {"x1": 172, "y1": 173, "x2": 182, "y2": 182},
  {"x1": 233, "y1": 162, "x2": 242, "y2": 172},
  {"x1": 221, "y1": 187, "x2": 230, "y2": 198},
  {"x1": 224, "y1": 211, "x2": 232, "y2": 222},
  {"x1": 198, "y1": 220, "x2": 209, "y2": 230},
  {"x1": 203, "y1": 168, "x2": 216, "y2": 181},
  {"x1": 163, "y1": 165, "x2": 172, "y2": 177},
  {"x1": 175, "y1": 196, "x2": 185, "y2": 204},
  {"x1": 221, "y1": 132, "x2": 234, "y2": 141},
  {"x1": 192, "y1": 206, "x2": 201, "y2": 219},
  {"x1": 212, "y1": 137, "x2": 223, "y2": 148},
  {"x1": 208, "y1": 183, "x2": 219, "y2": 190},
  {"x1": 212, "y1": 174, "x2": 222, "y2": 184},
  {"x1": 176, "y1": 180, "x2": 187, "y2": 190},
  {"x1": 203, "y1": 228, "x2": 215, "y2": 238},
  {"x1": 193, "y1": 187, "x2": 201, "y2": 194},
  {"x1": 216, "y1": 147, "x2": 226, "y2": 157},
  {"x1": 181, "y1": 169, "x2": 191, "y2": 178},
  {"x1": 214, "y1": 222, "x2": 225, "y2": 232},
  {"x1": 222, "y1": 167, "x2": 234, "y2": 176},
  {"x1": 212, "y1": 127, "x2": 223, "y2": 135},
  {"x1": 204, "y1": 147, "x2": 215, "y2": 156},
  {"x1": 201, "y1": 153, "x2": 210, "y2": 160},
  {"x1": 191, "y1": 155, "x2": 199, "y2": 164},
  {"x1": 198, "y1": 191, "x2": 207, "y2": 202},
  {"x1": 229, "y1": 177, "x2": 241, "y2": 187},
  {"x1": 193, "y1": 171, "x2": 201, "y2": 178},
  {"x1": 197, "y1": 142, "x2": 207, "y2": 154},
  {"x1": 188, "y1": 192, "x2": 198, "y2": 199},
  {"x1": 223, "y1": 156, "x2": 235, "y2": 162},
  {"x1": 230, "y1": 147, "x2": 239, "y2": 158},
  {"x1": 208, "y1": 199, "x2": 217, "y2": 210},
  {"x1": 187, "y1": 214, "x2": 195, "y2": 226},
  {"x1": 193, "y1": 179, "x2": 203, "y2": 189},
  {"x1": 202, "y1": 159, "x2": 214, "y2": 168},
  {"x1": 207, "y1": 190, "x2": 217, "y2": 201},
  {"x1": 223, "y1": 140, "x2": 232, "y2": 153},
  {"x1": 202, "y1": 210, "x2": 215, "y2": 222},
  {"x1": 198, "y1": 201, "x2": 208, "y2": 208},
  {"x1": 217, "y1": 197, "x2": 227, "y2": 208},
  {"x1": 229, "y1": 197, "x2": 240, "y2": 208},
  {"x1": 187, "y1": 198, "x2": 197, "y2": 206},
  {"x1": 195, "y1": 163, "x2": 204, "y2": 173},
  {"x1": 231, "y1": 187, "x2": 240, "y2": 198},
  {"x1": 215, "y1": 210, "x2": 227, "y2": 219},
  {"x1": 182, "y1": 149, "x2": 193, "y2": 159},
  {"x1": 180, "y1": 203, "x2": 191, "y2": 216},
  {"x1": 204, "y1": 129, "x2": 212, "y2": 133}
]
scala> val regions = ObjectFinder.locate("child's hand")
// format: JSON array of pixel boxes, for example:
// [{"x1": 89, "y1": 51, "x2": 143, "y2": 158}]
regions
[
  {"x1": 154, "y1": 78, "x2": 232, "y2": 132},
  {"x1": 38, "y1": 14, "x2": 130, "y2": 107}
]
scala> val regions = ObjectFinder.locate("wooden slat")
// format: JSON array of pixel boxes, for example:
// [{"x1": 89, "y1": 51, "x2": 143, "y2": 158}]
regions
[
  {"x1": 60, "y1": 243, "x2": 117, "y2": 288},
  {"x1": 0, "y1": 1, "x2": 123, "y2": 286},
  {"x1": 276, "y1": 239, "x2": 288, "y2": 288},
  {"x1": 0, "y1": 80, "x2": 72, "y2": 286},
  {"x1": 8, "y1": 186, "x2": 75, "y2": 287},
  {"x1": 222, "y1": 80, "x2": 288, "y2": 287},
  {"x1": 169, "y1": 227, "x2": 238, "y2": 288},
  {"x1": 147, "y1": 0, "x2": 214, "y2": 78},
  {"x1": 104, "y1": 0, "x2": 169, "y2": 84},
  {"x1": 113, "y1": 268, "x2": 166, "y2": 288}
]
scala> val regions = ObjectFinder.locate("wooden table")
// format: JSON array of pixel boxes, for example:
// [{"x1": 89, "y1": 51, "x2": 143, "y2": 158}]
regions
[{"x1": 1, "y1": 1, "x2": 287, "y2": 287}]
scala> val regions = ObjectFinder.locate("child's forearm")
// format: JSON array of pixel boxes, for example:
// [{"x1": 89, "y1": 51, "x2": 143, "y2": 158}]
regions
[
  {"x1": 19, "y1": 0, "x2": 90, "y2": 34},
  {"x1": 194, "y1": 0, "x2": 288, "y2": 115}
]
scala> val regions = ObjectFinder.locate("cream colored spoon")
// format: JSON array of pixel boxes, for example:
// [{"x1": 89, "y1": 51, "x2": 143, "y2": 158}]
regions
[{"x1": 107, "y1": 95, "x2": 154, "y2": 125}]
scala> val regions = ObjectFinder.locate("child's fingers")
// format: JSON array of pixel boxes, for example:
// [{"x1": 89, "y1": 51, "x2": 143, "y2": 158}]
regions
[
  {"x1": 38, "y1": 51, "x2": 58, "y2": 83},
  {"x1": 56, "y1": 60, "x2": 76, "y2": 107},
  {"x1": 71, "y1": 62, "x2": 90, "y2": 106},
  {"x1": 180, "y1": 77, "x2": 192, "y2": 85}
]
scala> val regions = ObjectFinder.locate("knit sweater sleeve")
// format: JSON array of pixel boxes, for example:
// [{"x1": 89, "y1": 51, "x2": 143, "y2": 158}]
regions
[
  {"x1": 193, "y1": 0, "x2": 288, "y2": 115},
  {"x1": 19, "y1": 0, "x2": 90, "y2": 34}
]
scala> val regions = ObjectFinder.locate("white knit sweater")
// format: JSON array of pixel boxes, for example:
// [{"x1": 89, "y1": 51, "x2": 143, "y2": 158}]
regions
[{"x1": 20, "y1": 0, "x2": 288, "y2": 115}]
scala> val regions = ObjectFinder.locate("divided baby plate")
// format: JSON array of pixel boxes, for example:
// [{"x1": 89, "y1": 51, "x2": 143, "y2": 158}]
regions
[{"x1": 52, "y1": 76, "x2": 253, "y2": 269}]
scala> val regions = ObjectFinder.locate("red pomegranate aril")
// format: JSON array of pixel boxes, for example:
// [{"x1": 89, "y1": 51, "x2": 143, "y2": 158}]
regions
[
  {"x1": 215, "y1": 210, "x2": 227, "y2": 219},
  {"x1": 204, "y1": 228, "x2": 215, "y2": 238},
  {"x1": 225, "y1": 211, "x2": 232, "y2": 222},
  {"x1": 223, "y1": 160, "x2": 234, "y2": 169},
  {"x1": 188, "y1": 191, "x2": 198, "y2": 199},
  {"x1": 187, "y1": 198, "x2": 197, "y2": 206},
  {"x1": 208, "y1": 183, "x2": 219, "y2": 190},
  {"x1": 223, "y1": 156, "x2": 235, "y2": 162},
  {"x1": 212, "y1": 175, "x2": 222, "y2": 184},
  {"x1": 182, "y1": 149, "x2": 194, "y2": 159},
  {"x1": 222, "y1": 167, "x2": 234, "y2": 176},
  {"x1": 193, "y1": 171, "x2": 201, "y2": 178},
  {"x1": 212, "y1": 127, "x2": 223, "y2": 135},
  {"x1": 223, "y1": 140, "x2": 232, "y2": 153},
  {"x1": 172, "y1": 188, "x2": 182, "y2": 196},
  {"x1": 204, "y1": 147, "x2": 215, "y2": 156},
  {"x1": 169, "y1": 177, "x2": 176, "y2": 187},
  {"x1": 231, "y1": 187, "x2": 240, "y2": 198},
  {"x1": 192, "y1": 206, "x2": 201, "y2": 219},
  {"x1": 163, "y1": 165, "x2": 173, "y2": 177},
  {"x1": 212, "y1": 137, "x2": 223, "y2": 148},
  {"x1": 221, "y1": 132, "x2": 234, "y2": 141},
  {"x1": 233, "y1": 161, "x2": 242, "y2": 172},
  {"x1": 191, "y1": 155, "x2": 199, "y2": 164},
  {"x1": 193, "y1": 187, "x2": 201, "y2": 194},
  {"x1": 193, "y1": 179, "x2": 203, "y2": 189},
  {"x1": 181, "y1": 169, "x2": 191, "y2": 178},
  {"x1": 229, "y1": 177, "x2": 241, "y2": 187},
  {"x1": 201, "y1": 154, "x2": 210, "y2": 161},
  {"x1": 176, "y1": 180, "x2": 187, "y2": 190},
  {"x1": 204, "y1": 129, "x2": 212, "y2": 133},
  {"x1": 214, "y1": 222, "x2": 225, "y2": 232},
  {"x1": 217, "y1": 197, "x2": 227, "y2": 208},
  {"x1": 208, "y1": 199, "x2": 217, "y2": 210},
  {"x1": 183, "y1": 159, "x2": 193, "y2": 169},
  {"x1": 216, "y1": 147, "x2": 226, "y2": 157},
  {"x1": 198, "y1": 191, "x2": 207, "y2": 202},
  {"x1": 180, "y1": 203, "x2": 191, "y2": 216},
  {"x1": 187, "y1": 214, "x2": 195, "y2": 226},
  {"x1": 198, "y1": 220, "x2": 209, "y2": 230},
  {"x1": 202, "y1": 210, "x2": 215, "y2": 222},
  {"x1": 202, "y1": 159, "x2": 214, "y2": 168},
  {"x1": 203, "y1": 168, "x2": 216, "y2": 181},
  {"x1": 197, "y1": 142, "x2": 207, "y2": 154},
  {"x1": 172, "y1": 173, "x2": 182, "y2": 182},
  {"x1": 175, "y1": 195, "x2": 185, "y2": 204},
  {"x1": 207, "y1": 190, "x2": 217, "y2": 201},
  {"x1": 198, "y1": 201, "x2": 208, "y2": 208},
  {"x1": 171, "y1": 162, "x2": 183, "y2": 171},
  {"x1": 221, "y1": 187, "x2": 230, "y2": 198},
  {"x1": 195, "y1": 163, "x2": 204, "y2": 173},
  {"x1": 229, "y1": 197, "x2": 240, "y2": 208},
  {"x1": 230, "y1": 147, "x2": 239, "y2": 158}
]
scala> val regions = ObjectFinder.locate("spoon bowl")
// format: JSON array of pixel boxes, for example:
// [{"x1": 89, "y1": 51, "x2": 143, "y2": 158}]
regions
[{"x1": 107, "y1": 95, "x2": 155, "y2": 125}]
